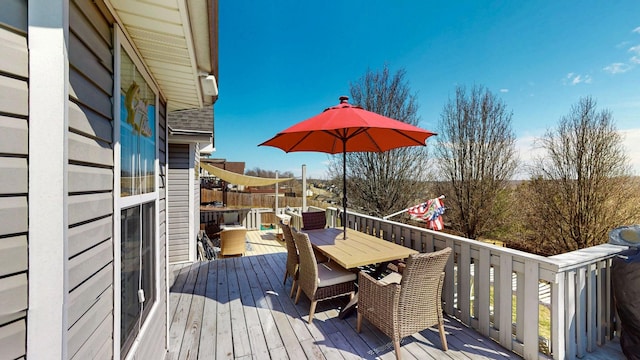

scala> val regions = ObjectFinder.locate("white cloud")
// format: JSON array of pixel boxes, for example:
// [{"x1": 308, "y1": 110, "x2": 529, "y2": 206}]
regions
[
  {"x1": 574, "y1": 74, "x2": 592, "y2": 84},
  {"x1": 500, "y1": 88, "x2": 509, "y2": 93},
  {"x1": 631, "y1": 56, "x2": 640, "y2": 64},
  {"x1": 603, "y1": 62, "x2": 632, "y2": 74},
  {"x1": 633, "y1": 26, "x2": 640, "y2": 34},
  {"x1": 629, "y1": 45, "x2": 640, "y2": 54},
  {"x1": 565, "y1": 73, "x2": 592, "y2": 85}
]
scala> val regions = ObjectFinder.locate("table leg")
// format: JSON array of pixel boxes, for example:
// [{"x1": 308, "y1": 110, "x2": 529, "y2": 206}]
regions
[{"x1": 339, "y1": 293, "x2": 358, "y2": 319}]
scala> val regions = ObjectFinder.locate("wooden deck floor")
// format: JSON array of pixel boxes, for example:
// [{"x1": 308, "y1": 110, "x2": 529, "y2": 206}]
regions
[{"x1": 167, "y1": 230, "x2": 624, "y2": 360}]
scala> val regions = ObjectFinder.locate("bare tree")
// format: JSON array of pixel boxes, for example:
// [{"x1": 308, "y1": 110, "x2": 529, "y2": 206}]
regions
[
  {"x1": 523, "y1": 97, "x2": 635, "y2": 254},
  {"x1": 328, "y1": 66, "x2": 431, "y2": 217},
  {"x1": 434, "y1": 85, "x2": 518, "y2": 239}
]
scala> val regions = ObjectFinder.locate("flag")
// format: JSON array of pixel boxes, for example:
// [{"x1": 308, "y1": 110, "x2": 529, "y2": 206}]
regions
[{"x1": 408, "y1": 197, "x2": 445, "y2": 230}]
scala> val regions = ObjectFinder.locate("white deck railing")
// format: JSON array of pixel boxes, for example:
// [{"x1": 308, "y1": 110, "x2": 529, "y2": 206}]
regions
[{"x1": 284, "y1": 207, "x2": 624, "y2": 360}]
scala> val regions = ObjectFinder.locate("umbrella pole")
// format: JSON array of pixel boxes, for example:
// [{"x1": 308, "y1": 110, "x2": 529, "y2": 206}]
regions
[{"x1": 342, "y1": 140, "x2": 347, "y2": 239}]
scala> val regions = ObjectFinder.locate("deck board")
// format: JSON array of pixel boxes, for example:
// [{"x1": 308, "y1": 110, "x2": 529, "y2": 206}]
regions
[{"x1": 169, "y1": 230, "x2": 625, "y2": 359}]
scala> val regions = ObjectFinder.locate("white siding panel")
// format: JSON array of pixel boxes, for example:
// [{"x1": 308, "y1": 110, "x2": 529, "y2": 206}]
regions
[
  {"x1": 68, "y1": 216, "x2": 112, "y2": 258},
  {"x1": 0, "y1": 235, "x2": 27, "y2": 277},
  {"x1": 69, "y1": 164, "x2": 113, "y2": 193},
  {"x1": 70, "y1": 314, "x2": 113, "y2": 360},
  {"x1": 0, "y1": 116, "x2": 28, "y2": 155},
  {"x1": 0, "y1": 320, "x2": 25, "y2": 360},
  {"x1": 0, "y1": 273, "x2": 27, "y2": 317},
  {"x1": 67, "y1": 290, "x2": 112, "y2": 358},
  {"x1": 68, "y1": 240, "x2": 111, "y2": 291},
  {"x1": 0, "y1": 30, "x2": 27, "y2": 77},
  {"x1": 68, "y1": 192, "x2": 112, "y2": 226},
  {"x1": 68, "y1": 100, "x2": 113, "y2": 143},
  {"x1": 0, "y1": 157, "x2": 27, "y2": 194},
  {"x1": 0, "y1": 75, "x2": 28, "y2": 116},
  {"x1": 68, "y1": 131, "x2": 113, "y2": 167},
  {"x1": 0, "y1": 197, "x2": 27, "y2": 236},
  {"x1": 68, "y1": 266, "x2": 112, "y2": 327}
]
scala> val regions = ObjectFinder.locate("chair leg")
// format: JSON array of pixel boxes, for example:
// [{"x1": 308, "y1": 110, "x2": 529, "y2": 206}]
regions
[
  {"x1": 295, "y1": 287, "x2": 302, "y2": 304},
  {"x1": 289, "y1": 279, "x2": 297, "y2": 298},
  {"x1": 283, "y1": 270, "x2": 288, "y2": 285},
  {"x1": 308, "y1": 300, "x2": 317, "y2": 324},
  {"x1": 356, "y1": 312, "x2": 362, "y2": 333},
  {"x1": 393, "y1": 339, "x2": 402, "y2": 360},
  {"x1": 438, "y1": 322, "x2": 448, "y2": 351}
]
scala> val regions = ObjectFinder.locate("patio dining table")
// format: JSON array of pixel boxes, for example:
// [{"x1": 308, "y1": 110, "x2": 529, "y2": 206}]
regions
[{"x1": 302, "y1": 227, "x2": 418, "y2": 318}]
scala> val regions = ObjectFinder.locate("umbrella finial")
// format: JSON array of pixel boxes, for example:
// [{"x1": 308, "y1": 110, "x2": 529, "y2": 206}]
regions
[{"x1": 339, "y1": 96, "x2": 349, "y2": 103}]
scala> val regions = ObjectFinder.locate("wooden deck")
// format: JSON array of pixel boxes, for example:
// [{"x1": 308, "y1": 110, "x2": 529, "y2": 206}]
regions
[{"x1": 167, "y1": 230, "x2": 625, "y2": 360}]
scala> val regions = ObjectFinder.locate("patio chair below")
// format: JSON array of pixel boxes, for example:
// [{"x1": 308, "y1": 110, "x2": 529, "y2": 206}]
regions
[
  {"x1": 356, "y1": 247, "x2": 452, "y2": 360},
  {"x1": 219, "y1": 228, "x2": 247, "y2": 258},
  {"x1": 293, "y1": 231, "x2": 356, "y2": 323}
]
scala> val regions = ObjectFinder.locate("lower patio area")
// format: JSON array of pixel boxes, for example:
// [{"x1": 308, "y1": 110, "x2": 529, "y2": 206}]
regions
[{"x1": 167, "y1": 230, "x2": 624, "y2": 360}]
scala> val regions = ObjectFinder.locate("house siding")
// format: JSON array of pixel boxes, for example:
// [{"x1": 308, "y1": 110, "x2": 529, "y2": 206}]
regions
[
  {"x1": 168, "y1": 143, "x2": 191, "y2": 263},
  {"x1": 168, "y1": 144, "x2": 191, "y2": 263},
  {"x1": 0, "y1": 1, "x2": 28, "y2": 358},
  {"x1": 66, "y1": 1, "x2": 115, "y2": 359},
  {"x1": 195, "y1": 144, "x2": 201, "y2": 238}
]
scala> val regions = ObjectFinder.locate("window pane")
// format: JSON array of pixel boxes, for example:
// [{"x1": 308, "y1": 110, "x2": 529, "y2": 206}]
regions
[
  {"x1": 120, "y1": 206, "x2": 141, "y2": 349},
  {"x1": 141, "y1": 202, "x2": 156, "y2": 309},
  {"x1": 120, "y1": 49, "x2": 156, "y2": 196}
]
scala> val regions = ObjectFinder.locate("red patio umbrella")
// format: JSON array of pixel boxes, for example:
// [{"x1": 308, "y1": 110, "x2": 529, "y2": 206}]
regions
[{"x1": 259, "y1": 96, "x2": 436, "y2": 238}]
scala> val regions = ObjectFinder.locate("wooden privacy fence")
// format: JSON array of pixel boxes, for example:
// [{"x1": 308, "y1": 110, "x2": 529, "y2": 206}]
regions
[{"x1": 201, "y1": 189, "x2": 327, "y2": 225}]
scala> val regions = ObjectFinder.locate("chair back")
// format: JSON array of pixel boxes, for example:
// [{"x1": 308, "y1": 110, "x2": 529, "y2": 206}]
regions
[
  {"x1": 292, "y1": 231, "x2": 319, "y2": 294},
  {"x1": 219, "y1": 228, "x2": 247, "y2": 257},
  {"x1": 280, "y1": 223, "x2": 299, "y2": 276},
  {"x1": 301, "y1": 211, "x2": 326, "y2": 230},
  {"x1": 398, "y1": 247, "x2": 452, "y2": 322}
]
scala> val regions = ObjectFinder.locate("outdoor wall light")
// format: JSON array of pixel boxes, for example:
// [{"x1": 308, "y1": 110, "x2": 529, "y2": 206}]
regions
[{"x1": 200, "y1": 74, "x2": 218, "y2": 97}]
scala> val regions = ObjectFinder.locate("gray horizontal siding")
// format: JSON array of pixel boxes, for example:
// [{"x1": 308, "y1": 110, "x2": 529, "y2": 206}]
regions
[
  {"x1": 0, "y1": 6, "x2": 27, "y2": 359},
  {"x1": 0, "y1": 75, "x2": 28, "y2": 116},
  {"x1": 0, "y1": 235, "x2": 27, "y2": 277},
  {"x1": 0, "y1": 197, "x2": 27, "y2": 237},
  {"x1": 68, "y1": 216, "x2": 112, "y2": 258},
  {"x1": 0, "y1": 116, "x2": 28, "y2": 155},
  {"x1": 168, "y1": 143, "x2": 190, "y2": 263},
  {"x1": 0, "y1": 157, "x2": 27, "y2": 194},
  {"x1": 66, "y1": 1, "x2": 115, "y2": 359}
]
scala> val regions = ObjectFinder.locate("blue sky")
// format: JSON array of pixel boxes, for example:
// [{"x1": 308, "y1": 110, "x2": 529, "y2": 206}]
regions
[{"x1": 212, "y1": 1, "x2": 640, "y2": 179}]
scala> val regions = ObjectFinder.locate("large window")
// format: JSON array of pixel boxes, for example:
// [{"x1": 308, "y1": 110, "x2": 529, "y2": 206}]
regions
[
  {"x1": 120, "y1": 50, "x2": 156, "y2": 197},
  {"x1": 118, "y1": 45, "x2": 158, "y2": 357}
]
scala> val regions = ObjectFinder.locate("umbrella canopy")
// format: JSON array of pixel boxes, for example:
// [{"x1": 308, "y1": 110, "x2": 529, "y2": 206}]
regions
[{"x1": 260, "y1": 96, "x2": 436, "y2": 238}]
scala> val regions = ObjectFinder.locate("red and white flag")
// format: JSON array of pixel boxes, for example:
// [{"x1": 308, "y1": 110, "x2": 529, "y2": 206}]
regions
[{"x1": 407, "y1": 197, "x2": 445, "y2": 231}]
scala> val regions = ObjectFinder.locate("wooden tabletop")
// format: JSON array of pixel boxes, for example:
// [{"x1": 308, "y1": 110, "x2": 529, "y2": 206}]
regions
[{"x1": 303, "y1": 228, "x2": 418, "y2": 269}]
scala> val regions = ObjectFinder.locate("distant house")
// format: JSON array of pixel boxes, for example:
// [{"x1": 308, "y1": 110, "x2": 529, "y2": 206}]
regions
[
  {"x1": 0, "y1": 1, "x2": 218, "y2": 359},
  {"x1": 167, "y1": 107, "x2": 214, "y2": 263}
]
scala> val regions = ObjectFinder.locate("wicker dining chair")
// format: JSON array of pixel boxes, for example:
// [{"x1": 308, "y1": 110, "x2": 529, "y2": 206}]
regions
[
  {"x1": 281, "y1": 223, "x2": 301, "y2": 298},
  {"x1": 293, "y1": 231, "x2": 356, "y2": 323},
  {"x1": 356, "y1": 247, "x2": 452, "y2": 360},
  {"x1": 281, "y1": 223, "x2": 331, "y2": 297},
  {"x1": 301, "y1": 211, "x2": 326, "y2": 230},
  {"x1": 219, "y1": 228, "x2": 247, "y2": 258}
]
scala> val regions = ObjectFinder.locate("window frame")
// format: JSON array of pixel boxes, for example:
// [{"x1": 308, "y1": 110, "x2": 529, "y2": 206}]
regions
[{"x1": 113, "y1": 26, "x2": 161, "y2": 360}]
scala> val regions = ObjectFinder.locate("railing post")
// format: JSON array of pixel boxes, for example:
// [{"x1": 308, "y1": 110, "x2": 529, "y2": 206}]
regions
[
  {"x1": 551, "y1": 272, "x2": 566, "y2": 360},
  {"x1": 523, "y1": 259, "x2": 540, "y2": 359},
  {"x1": 498, "y1": 253, "x2": 513, "y2": 350}
]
